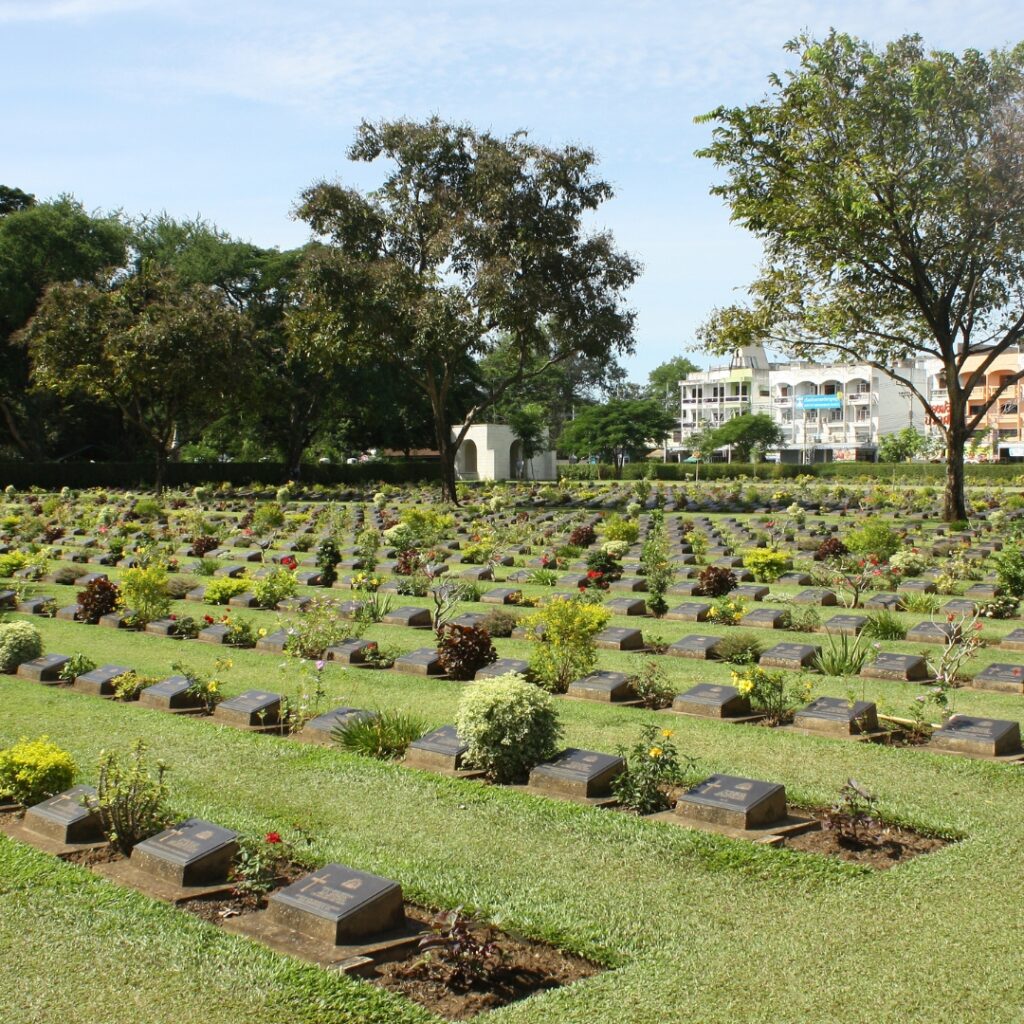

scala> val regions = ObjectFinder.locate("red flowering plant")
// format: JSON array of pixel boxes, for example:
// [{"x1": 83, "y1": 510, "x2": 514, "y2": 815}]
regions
[
  {"x1": 280, "y1": 555, "x2": 298, "y2": 571},
  {"x1": 231, "y1": 824, "x2": 314, "y2": 898}
]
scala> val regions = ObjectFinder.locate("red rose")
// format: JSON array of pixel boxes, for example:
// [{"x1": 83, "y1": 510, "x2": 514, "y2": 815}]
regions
[
  {"x1": 265, "y1": 832, "x2": 282, "y2": 844},
  {"x1": 203, "y1": 614, "x2": 214, "y2": 624}
]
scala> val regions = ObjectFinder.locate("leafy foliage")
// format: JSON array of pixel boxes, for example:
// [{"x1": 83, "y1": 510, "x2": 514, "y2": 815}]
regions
[
  {"x1": 0, "y1": 736, "x2": 76, "y2": 806},
  {"x1": 436, "y1": 623, "x2": 497, "y2": 681},
  {"x1": 455, "y1": 674, "x2": 562, "y2": 783}
]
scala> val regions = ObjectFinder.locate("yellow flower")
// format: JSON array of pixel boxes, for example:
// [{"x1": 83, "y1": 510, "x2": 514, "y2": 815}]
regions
[
  {"x1": 737, "y1": 680, "x2": 754, "y2": 696},
  {"x1": 258, "y1": 628, "x2": 267, "y2": 638},
  {"x1": 648, "y1": 746, "x2": 663, "y2": 759},
  {"x1": 661, "y1": 728, "x2": 674, "y2": 738},
  {"x1": 707, "y1": 607, "x2": 718, "y2": 618},
  {"x1": 208, "y1": 681, "x2": 218, "y2": 692}
]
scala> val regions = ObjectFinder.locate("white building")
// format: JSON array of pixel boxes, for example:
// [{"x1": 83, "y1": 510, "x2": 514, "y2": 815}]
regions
[
  {"x1": 678, "y1": 345, "x2": 772, "y2": 439},
  {"x1": 767, "y1": 361, "x2": 925, "y2": 462},
  {"x1": 677, "y1": 351, "x2": 925, "y2": 462},
  {"x1": 452, "y1": 423, "x2": 557, "y2": 481}
]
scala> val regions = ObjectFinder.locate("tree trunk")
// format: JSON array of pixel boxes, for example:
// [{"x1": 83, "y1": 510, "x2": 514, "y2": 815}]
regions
[
  {"x1": 438, "y1": 432, "x2": 458, "y2": 503},
  {"x1": 154, "y1": 448, "x2": 168, "y2": 495},
  {"x1": 943, "y1": 380, "x2": 969, "y2": 523},
  {"x1": 944, "y1": 427, "x2": 968, "y2": 522}
]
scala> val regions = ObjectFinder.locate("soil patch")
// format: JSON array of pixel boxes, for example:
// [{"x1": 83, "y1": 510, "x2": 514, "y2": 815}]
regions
[
  {"x1": 373, "y1": 905, "x2": 600, "y2": 1020},
  {"x1": 178, "y1": 861, "x2": 309, "y2": 923},
  {"x1": 785, "y1": 819, "x2": 948, "y2": 868},
  {"x1": 61, "y1": 844, "x2": 124, "y2": 867}
]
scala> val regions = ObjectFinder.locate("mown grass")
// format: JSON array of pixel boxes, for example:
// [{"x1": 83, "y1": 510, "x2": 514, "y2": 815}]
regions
[
  {"x1": 3, "y1": 611, "x2": 1024, "y2": 1023},
  {"x1": 5, "y1": 504, "x2": 1024, "y2": 1023}
]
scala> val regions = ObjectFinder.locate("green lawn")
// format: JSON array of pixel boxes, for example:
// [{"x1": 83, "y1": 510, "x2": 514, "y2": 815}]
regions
[{"x1": 3, "y1": 605, "x2": 1024, "y2": 1023}]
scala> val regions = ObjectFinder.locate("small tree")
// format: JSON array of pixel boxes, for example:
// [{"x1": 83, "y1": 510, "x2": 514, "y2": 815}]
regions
[
  {"x1": 558, "y1": 399, "x2": 676, "y2": 476},
  {"x1": 877, "y1": 427, "x2": 928, "y2": 463},
  {"x1": 701, "y1": 413, "x2": 783, "y2": 462},
  {"x1": 525, "y1": 596, "x2": 610, "y2": 692}
]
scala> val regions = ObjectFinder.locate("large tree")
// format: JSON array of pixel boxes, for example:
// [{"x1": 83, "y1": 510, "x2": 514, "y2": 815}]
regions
[
  {"x1": 647, "y1": 355, "x2": 699, "y2": 415},
  {"x1": 0, "y1": 193, "x2": 130, "y2": 457},
  {"x1": 21, "y1": 266, "x2": 243, "y2": 490},
  {"x1": 291, "y1": 117, "x2": 639, "y2": 502},
  {"x1": 695, "y1": 33, "x2": 1024, "y2": 520},
  {"x1": 558, "y1": 399, "x2": 676, "y2": 476}
]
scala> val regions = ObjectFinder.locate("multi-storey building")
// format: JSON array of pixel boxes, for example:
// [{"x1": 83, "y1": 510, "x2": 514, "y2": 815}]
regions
[
  {"x1": 923, "y1": 348, "x2": 1024, "y2": 458},
  {"x1": 676, "y1": 350, "x2": 924, "y2": 463},
  {"x1": 767, "y1": 360, "x2": 925, "y2": 462},
  {"x1": 678, "y1": 345, "x2": 772, "y2": 440}
]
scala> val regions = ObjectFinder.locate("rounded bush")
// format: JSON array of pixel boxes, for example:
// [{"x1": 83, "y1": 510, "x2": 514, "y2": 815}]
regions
[
  {"x1": 0, "y1": 621, "x2": 43, "y2": 673},
  {"x1": 0, "y1": 735, "x2": 76, "y2": 805},
  {"x1": 455, "y1": 673, "x2": 561, "y2": 783}
]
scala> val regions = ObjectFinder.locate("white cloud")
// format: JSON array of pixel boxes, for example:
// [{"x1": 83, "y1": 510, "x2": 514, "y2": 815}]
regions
[{"x1": 0, "y1": 0, "x2": 159, "y2": 21}]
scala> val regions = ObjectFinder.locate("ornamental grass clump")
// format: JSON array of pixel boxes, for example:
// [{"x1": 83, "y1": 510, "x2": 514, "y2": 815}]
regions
[
  {"x1": 332, "y1": 709, "x2": 426, "y2": 760},
  {"x1": 0, "y1": 621, "x2": 43, "y2": 673},
  {"x1": 455, "y1": 674, "x2": 562, "y2": 784},
  {"x1": 0, "y1": 736, "x2": 76, "y2": 806}
]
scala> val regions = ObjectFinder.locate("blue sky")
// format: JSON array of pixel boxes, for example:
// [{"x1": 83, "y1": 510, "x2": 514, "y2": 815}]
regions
[{"x1": 4, "y1": 0, "x2": 1023, "y2": 380}]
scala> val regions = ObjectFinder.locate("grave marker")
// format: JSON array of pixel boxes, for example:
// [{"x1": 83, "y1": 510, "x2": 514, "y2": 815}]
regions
[
  {"x1": 672, "y1": 683, "x2": 750, "y2": 718},
  {"x1": 267, "y1": 864, "x2": 405, "y2": 944},
  {"x1": 930, "y1": 715, "x2": 1022, "y2": 758},
  {"x1": 132, "y1": 819, "x2": 239, "y2": 886},
  {"x1": 528, "y1": 749, "x2": 625, "y2": 800},
  {"x1": 675, "y1": 774, "x2": 787, "y2": 831}
]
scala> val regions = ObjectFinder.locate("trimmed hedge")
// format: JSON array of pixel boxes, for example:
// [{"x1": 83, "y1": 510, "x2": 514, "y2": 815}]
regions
[
  {"x1": 557, "y1": 461, "x2": 1024, "y2": 483},
  {"x1": 0, "y1": 459, "x2": 440, "y2": 490}
]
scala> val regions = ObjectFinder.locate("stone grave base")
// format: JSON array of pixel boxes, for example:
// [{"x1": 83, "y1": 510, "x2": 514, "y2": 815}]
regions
[
  {"x1": 969, "y1": 678, "x2": 1024, "y2": 696},
  {"x1": 779, "y1": 723, "x2": 890, "y2": 743},
  {"x1": 925, "y1": 745, "x2": 1024, "y2": 765},
  {"x1": 222, "y1": 912, "x2": 426, "y2": 974},
  {"x1": 0, "y1": 815, "x2": 109, "y2": 859},
  {"x1": 663, "y1": 708, "x2": 767, "y2": 725},
  {"x1": 92, "y1": 859, "x2": 238, "y2": 904},
  {"x1": 648, "y1": 810, "x2": 819, "y2": 845},
  {"x1": 213, "y1": 720, "x2": 288, "y2": 735},
  {"x1": 506, "y1": 784, "x2": 618, "y2": 809}
]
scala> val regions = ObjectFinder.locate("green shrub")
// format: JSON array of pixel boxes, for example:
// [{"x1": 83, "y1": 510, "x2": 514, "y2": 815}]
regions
[
  {"x1": 250, "y1": 567, "x2": 297, "y2": 609},
  {"x1": 901, "y1": 591, "x2": 941, "y2": 614},
  {"x1": 602, "y1": 514, "x2": 639, "y2": 544},
  {"x1": 732, "y1": 666, "x2": 812, "y2": 725},
  {"x1": 252, "y1": 502, "x2": 286, "y2": 534},
  {"x1": 0, "y1": 736, "x2": 76, "y2": 806},
  {"x1": 525, "y1": 597, "x2": 610, "y2": 693},
  {"x1": 285, "y1": 597, "x2": 354, "y2": 660},
  {"x1": 94, "y1": 740, "x2": 170, "y2": 853},
  {"x1": 455, "y1": 674, "x2": 562, "y2": 784},
  {"x1": 612, "y1": 723, "x2": 690, "y2": 814},
  {"x1": 0, "y1": 621, "x2": 43, "y2": 673},
  {"x1": 0, "y1": 551, "x2": 29, "y2": 577},
  {"x1": 203, "y1": 576, "x2": 250, "y2": 604},
  {"x1": 332, "y1": 710, "x2": 426, "y2": 759},
  {"x1": 628, "y1": 660, "x2": 677, "y2": 709},
  {"x1": 994, "y1": 545, "x2": 1024, "y2": 599},
  {"x1": 119, "y1": 564, "x2": 171, "y2": 625},
  {"x1": 480, "y1": 608, "x2": 519, "y2": 638},
  {"x1": 742, "y1": 548, "x2": 791, "y2": 583},
  {"x1": 77, "y1": 577, "x2": 121, "y2": 624},
  {"x1": 58, "y1": 652, "x2": 97, "y2": 683},
  {"x1": 846, "y1": 522, "x2": 902, "y2": 561},
  {"x1": 132, "y1": 498, "x2": 163, "y2": 521},
  {"x1": 436, "y1": 623, "x2": 497, "y2": 681},
  {"x1": 863, "y1": 611, "x2": 907, "y2": 641},
  {"x1": 714, "y1": 631, "x2": 763, "y2": 665}
]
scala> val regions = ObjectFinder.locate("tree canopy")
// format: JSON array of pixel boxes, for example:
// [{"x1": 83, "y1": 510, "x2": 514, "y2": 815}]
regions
[
  {"x1": 291, "y1": 117, "x2": 639, "y2": 501},
  {"x1": 647, "y1": 356, "x2": 699, "y2": 414},
  {"x1": 558, "y1": 399, "x2": 676, "y2": 476},
  {"x1": 695, "y1": 32, "x2": 1024, "y2": 519},
  {"x1": 693, "y1": 413, "x2": 784, "y2": 462}
]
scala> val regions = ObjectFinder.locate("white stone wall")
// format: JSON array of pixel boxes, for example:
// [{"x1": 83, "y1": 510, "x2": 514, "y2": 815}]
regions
[{"x1": 452, "y1": 423, "x2": 557, "y2": 481}]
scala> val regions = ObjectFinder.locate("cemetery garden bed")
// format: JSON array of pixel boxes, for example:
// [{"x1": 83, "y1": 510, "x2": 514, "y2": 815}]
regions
[
  {"x1": 784, "y1": 817, "x2": 949, "y2": 869},
  {"x1": 371, "y1": 903, "x2": 600, "y2": 1020}
]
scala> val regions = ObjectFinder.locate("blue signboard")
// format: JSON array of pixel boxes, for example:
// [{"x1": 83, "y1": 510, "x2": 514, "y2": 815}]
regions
[{"x1": 797, "y1": 395, "x2": 842, "y2": 410}]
